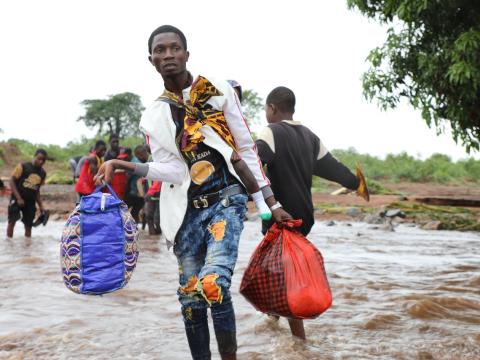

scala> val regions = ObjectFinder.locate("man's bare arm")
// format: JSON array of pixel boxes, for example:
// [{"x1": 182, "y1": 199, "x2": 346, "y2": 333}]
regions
[
  {"x1": 89, "y1": 156, "x2": 99, "y2": 175},
  {"x1": 9, "y1": 177, "x2": 24, "y2": 207},
  {"x1": 94, "y1": 160, "x2": 137, "y2": 184}
]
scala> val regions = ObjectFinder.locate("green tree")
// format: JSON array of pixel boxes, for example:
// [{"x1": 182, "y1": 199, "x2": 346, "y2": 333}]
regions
[
  {"x1": 347, "y1": 1, "x2": 480, "y2": 152},
  {"x1": 242, "y1": 89, "x2": 264, "y2": 126},
  {"x1": 78, "y1": 92, "x2": 145, "y2": 139}
]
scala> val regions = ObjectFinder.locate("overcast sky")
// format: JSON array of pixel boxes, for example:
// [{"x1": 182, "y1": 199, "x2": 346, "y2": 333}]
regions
[{"x1": 0, "y1": 0, "x2": 478, "y2": 160}]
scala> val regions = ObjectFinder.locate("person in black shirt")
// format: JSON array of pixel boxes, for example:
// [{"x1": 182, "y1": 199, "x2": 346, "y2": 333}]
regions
[
  {"x1": 256, "y1": 86, "x2": 369, "y2": 339},
  {"x1": 103, "y1": 135, "x2": 121, "y2": 161},
  {"x1": 7, "y1": 149, "x2": 47, "y2": 238}
]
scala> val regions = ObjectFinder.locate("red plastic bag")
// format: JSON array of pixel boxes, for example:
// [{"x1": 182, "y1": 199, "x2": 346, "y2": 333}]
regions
[{"x1": 240, "y1": 219, "x2": 332, "y2": 319}]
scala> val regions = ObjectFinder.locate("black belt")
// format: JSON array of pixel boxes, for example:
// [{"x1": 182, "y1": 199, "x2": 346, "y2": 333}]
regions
[{"x1": 190, "y1": 184, "x2": 245, "y2": 209}]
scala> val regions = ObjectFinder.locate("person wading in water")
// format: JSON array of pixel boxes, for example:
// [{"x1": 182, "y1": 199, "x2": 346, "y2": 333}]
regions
[
  {"x1": 95, "y1": 25, "x2": 291, "y2": 360},
  {"x1": 7, "y1": 149, "x2": 47, "y2": 238},
  {"x1": 256, "y1": 86, "x2": 370, "y2": 339}
]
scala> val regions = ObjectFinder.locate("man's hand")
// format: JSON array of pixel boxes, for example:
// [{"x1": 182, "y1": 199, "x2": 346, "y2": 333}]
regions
[
  {"x1": 16, "y1": 196, "x2": 25, "y2": 207},
  {"x1": 272, "y1": 207, "x2": 293, "y2": 226},
  {"x1": 264, "y1": 193, "x2": 293, "y2": 226},
  {"x1": 94, "y1": 160, "x2": 117, "y2": 185}
]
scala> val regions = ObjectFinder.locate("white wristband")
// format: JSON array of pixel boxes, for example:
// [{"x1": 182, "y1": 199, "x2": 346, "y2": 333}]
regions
[{"x1": 269, "y1": 202, "x2": 282, "y2": 211}]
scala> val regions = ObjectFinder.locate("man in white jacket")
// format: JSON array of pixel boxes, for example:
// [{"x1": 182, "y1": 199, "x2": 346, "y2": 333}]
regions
[{"x1": 96, "y1": 25, "x2": 290, "y2": 360}]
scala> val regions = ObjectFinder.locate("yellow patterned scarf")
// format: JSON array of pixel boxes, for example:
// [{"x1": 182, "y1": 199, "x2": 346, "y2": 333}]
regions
[{"x1": 159, "y1": 76, "x2": 237, "y2": 153}]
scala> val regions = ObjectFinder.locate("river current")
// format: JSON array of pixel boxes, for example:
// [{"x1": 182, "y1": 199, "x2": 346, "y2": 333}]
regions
[{"x1": 1, "y1": 220, "x2": 479, "y2": 359}]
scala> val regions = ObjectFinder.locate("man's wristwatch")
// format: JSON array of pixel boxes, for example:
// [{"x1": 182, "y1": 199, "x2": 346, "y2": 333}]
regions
[{"x1": 269, "y1": 202, "x2": 282, "y2": 211}]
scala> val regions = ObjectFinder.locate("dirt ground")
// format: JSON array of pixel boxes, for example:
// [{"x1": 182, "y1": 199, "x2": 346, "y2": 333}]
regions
[{"x1": 315, "y1": 182, "x2": 480, "y2": 217}]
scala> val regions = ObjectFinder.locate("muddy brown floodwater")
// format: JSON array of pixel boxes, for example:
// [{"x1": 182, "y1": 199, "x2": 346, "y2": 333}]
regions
[{"x1": 0, "y1": 220, "x2": 479, "y2": 360}]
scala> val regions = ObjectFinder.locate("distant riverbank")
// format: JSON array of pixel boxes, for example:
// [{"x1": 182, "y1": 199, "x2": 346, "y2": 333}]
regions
[{"x1": 1, "y1": 182, "x2": 479, "y2": 231}]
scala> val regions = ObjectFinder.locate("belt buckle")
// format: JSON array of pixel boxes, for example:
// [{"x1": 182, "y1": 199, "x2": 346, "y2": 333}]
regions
[{"x1": 193, "y1": 196, "x2": 209, "y2": 209}]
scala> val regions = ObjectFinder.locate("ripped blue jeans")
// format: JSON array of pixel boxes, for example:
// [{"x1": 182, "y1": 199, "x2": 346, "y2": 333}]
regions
[{"x1": 174, "y1": 193, "x2": 247, "y2": 360}]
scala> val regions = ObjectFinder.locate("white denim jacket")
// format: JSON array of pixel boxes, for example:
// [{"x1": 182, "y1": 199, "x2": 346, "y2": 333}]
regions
[{"x1": 139, "y1": 76, "x2": 269, "y2": 241}]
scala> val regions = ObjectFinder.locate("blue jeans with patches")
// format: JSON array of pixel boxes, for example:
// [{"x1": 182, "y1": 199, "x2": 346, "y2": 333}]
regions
[{"x1": 174, "y1": 192, "x2": 248, "y2": 360}]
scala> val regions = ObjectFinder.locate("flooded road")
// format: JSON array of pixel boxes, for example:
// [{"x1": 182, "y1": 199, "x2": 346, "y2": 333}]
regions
[{"x1": 1, "y1": 220, "x2": 479, "y2": 359}]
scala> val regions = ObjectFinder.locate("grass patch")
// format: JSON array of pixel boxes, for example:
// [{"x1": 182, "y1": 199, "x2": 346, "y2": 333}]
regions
[
  {"x1": 45, "y1": 171, "x2": 74, "y2": 185},
  {"x1": 312, "y1": 177, "x2": 397, "y2": 196},
  {"x1": 387, "y1": 202, "x2": 480, "y2": 231},
  {"x1": 366, "y1": 179, "x2": 398, "y2": 195},
  {"x1": 311, "y1": 176, "x2": 330, "y2": 193}
]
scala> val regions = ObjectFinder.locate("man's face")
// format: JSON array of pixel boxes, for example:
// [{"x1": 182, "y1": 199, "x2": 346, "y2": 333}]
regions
[
  {"x1": 97, "y1": 145, "x2": 107, "y2": 158},
  {"x1": 110, "y1": 139, "x2": 119, "y2": 151},
  {"x1": 136, "y1": 150, "x2": 149, "y2": 163},
  {"x1": 33, "y1": 153, "x2": 46, "y2": 168},
  {"x1": 149, "y1": 32, "x2": 189, "y2": 77}
]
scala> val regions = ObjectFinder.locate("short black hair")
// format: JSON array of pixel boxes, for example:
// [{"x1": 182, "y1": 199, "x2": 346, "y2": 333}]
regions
[
  {"x1": 148, "y1": 25, "x2": 187, "y2": 54},
  {"x1": 121, "y1": 147, "x2": 132, "y2": 156},
  {"x1": 95, "y1": 140, "x2": 106, "y2": 149},
  {"x1": 109, "y1": 135, "x2": 119, "y2": 142},
  {"x1": 35, "y1": 148, "x2": 47, "y2": 157},
  {"x1": 134, "y1": 145, "x2": 147, "y2": 153},
  {"x1": 266, "y1": 86, "x2": 296, "y2": 114}
]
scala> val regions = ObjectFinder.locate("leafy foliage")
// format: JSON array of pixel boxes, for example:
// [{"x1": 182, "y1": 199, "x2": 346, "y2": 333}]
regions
[
  {"x1": 365, "y1": 179, "x2": 397, "y2": 195},
  {"x1": 78, "y1": 92, "x2": 145, "y2": 139},
  {"x1": 1, "y1": 136, "x2": 147, "y2": 183},
  {"x1": 46, "y1": 170, "x2": 74, "y2": 185},
  {"x1": 331, "y1": 147, "x2": 479, "y2": 183},
  {"x1": 242, "y1": 89, "x2": 264, "y2": 126},
  {"x1": 7, "y1": 138, "x2": 38, "y2": 159},
  {"x1": 7, "y1": 137, "x2": 88, "y2": 162},
  {"x1": 4, "y1": 136, "x2": 144, "y2": 163},
  {"x1": 347, "y1": 0, "x2": 480, "y2": 152},
  {"x1": 3, "y1": 141, "x2": 479, "y2": 186},
  {"x1": 312, "y1": 175, "x2": 396, "y2": 194},
  {"x1": 7, "y1": 140, "x2": 478, "y2": 185}
]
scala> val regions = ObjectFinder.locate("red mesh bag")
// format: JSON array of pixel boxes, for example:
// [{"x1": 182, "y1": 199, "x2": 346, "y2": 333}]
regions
[{"x1": 240, "y1": 220, "x2": 332, "y2": 319}]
